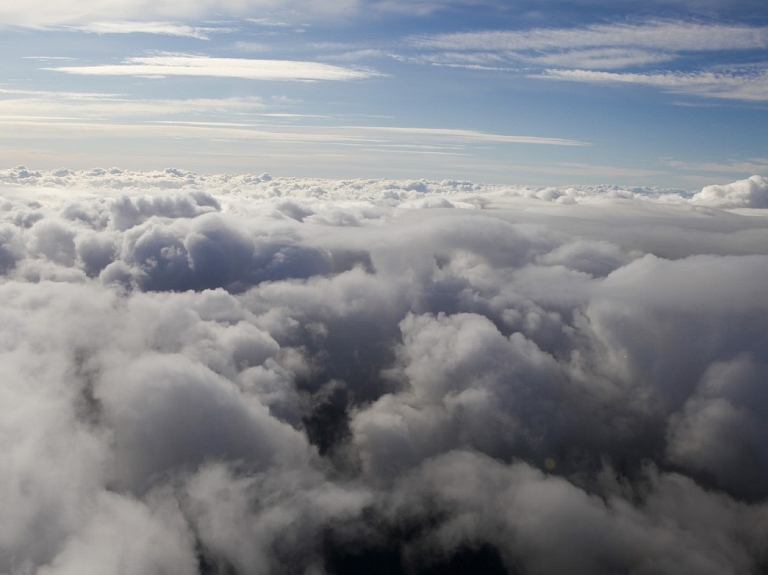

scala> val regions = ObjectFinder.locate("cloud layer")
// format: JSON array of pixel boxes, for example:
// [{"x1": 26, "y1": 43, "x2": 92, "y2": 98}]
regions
[{"x1": 1, "y1": 168, "x2": 768, "y2": 574}]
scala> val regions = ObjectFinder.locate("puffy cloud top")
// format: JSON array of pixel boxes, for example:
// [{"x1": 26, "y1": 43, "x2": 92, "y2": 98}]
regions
[
  {"x1": 692, "y1": 175, "x2": 768, "y2": 208},
  {"x1": 1, "y1": 169, "x2": 768, "y2": 574}
]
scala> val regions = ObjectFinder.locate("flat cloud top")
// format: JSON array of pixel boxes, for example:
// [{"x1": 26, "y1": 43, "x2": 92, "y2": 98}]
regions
[{"x1": 3, "y1": 166, "x2": 766, "y2": 207}]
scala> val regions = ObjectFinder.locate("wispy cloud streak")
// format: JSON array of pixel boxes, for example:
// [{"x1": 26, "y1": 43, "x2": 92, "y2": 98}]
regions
[
  {"x1": 411, "y1": 21, "x2": 768, "y2": 53},
  {"x1": 537, "y1": 68, "x2": 768, "y2": 101},
  {"x1": 69, "y1": 21, "x2": 224, "y2": 39},
  {"x1": 409, "y1": 20, "x2": 768, "y2": 101},
  {"x1": 49, "y1": 55, "x2": 382, "y2": 82}
]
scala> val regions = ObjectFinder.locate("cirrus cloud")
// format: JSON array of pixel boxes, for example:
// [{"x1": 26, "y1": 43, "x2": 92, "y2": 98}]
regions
[{"x1": 49, "y1": 55, "x2": 382, "y2": 82}]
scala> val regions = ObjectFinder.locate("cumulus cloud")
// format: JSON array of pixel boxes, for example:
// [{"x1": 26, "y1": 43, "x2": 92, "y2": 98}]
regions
[
  {"x1": 691, "y1": 175, "x2": 768, "y2": 208},
  {"x1": 1, "y1": 168, "x2": 768, "y2": 574}
]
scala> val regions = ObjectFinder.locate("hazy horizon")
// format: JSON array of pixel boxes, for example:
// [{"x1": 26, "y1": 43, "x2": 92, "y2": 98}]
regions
[{"x1": 1, "y1": 0, "x2": 767, "y2": 188}]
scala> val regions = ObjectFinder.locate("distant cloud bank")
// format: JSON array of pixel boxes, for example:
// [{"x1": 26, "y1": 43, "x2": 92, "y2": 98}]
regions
[{"x1": 1, "y1": 168, "x2": 768, "y2": 574}]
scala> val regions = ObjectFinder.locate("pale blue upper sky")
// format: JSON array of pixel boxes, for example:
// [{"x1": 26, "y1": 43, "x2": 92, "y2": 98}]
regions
[{"x1": 1, "y1": 0, "x2": 767, "y2": 188}]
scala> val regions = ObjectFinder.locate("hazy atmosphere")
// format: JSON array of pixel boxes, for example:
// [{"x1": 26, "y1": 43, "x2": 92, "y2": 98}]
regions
[
  {"x1": 1, "y1": 0, "x2": 767, "y2": 186},
  {"x1": 1, "y1": 1, "x2": 768, "y2": 574}
]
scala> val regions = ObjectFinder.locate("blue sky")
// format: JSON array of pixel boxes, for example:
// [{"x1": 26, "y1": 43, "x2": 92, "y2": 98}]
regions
[{"x1": 1, "y1": 0, "x2": 767, "y2": 188}]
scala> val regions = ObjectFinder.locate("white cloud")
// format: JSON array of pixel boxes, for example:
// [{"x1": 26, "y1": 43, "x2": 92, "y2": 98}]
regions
[
  {"x1": 544, "y1": 162, "x2": 663, "y2": 178},
  {"x1": 665, "y1": 158, "x2": 768, "y2": 175},
  {"x1": 0, "y1": 89, "x2": 587, "y2": 160},
  {"x1": 70, "y1": 20, "x2": 223, "y2": 39},
  {"x1": 412, "y1": 21, "x2": 768, "y2": 53},
  {"x1": 1, "y1": 170, "x2": 768, "y2": 573},
  {"x1": 369, "y1": 0, "x2": 486, "y2": 16},
  {"x1": 523, "y1": 48, "x2": 676, "y2": 70},
  {"x1": 0, "y1": 88, "x2": 124, "y2": 100},
  {"x1": 0, "y1": 0, "x2": 361, "y2": 29},
  {"x1": 536, "y1": 68, "x2": 768, "y2": 101},
  {"x1": 408, "y1": 20, "x2": 768, "y2": 102},
  {"x1": 346, "y1": 126, "x2": 587, "y2": 146},
  {"x1": 49, "y1": 55, "x2": 382, "y2": 81},
  {"x1": 691, "y1": 175, "x2": 768, "y2": 208},
  {"x1": 0, "y1": 93, "x2": 266, "y2": 119},
  {"x1": 0, "y1": 0, "x2": 480, "y2": 29}
]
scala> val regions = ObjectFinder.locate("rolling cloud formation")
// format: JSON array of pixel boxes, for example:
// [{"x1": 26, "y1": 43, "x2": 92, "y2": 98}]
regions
[{"x1": 1, "y1": 167, "x2": 768, "y2": 574}]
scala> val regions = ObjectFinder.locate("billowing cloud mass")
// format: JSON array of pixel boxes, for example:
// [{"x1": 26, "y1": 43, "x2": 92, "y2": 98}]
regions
[{"x1": 1, "y1": 166, "x2": 768, "y2": 574}]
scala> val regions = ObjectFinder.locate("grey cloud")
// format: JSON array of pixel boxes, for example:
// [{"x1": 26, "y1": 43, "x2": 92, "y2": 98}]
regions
[
  {"x1": 384, "y1": 451, "x2": 768, "y2": 575},
  {"x1": 100, "y1": 352, "x2": 311, "y2": 491},
  {"x1": 667, "y1": 356, "x2": 768, "y2": 498},
  {"x1": 351, "y1": 311, "x2": 566, "y2": 481},
  {"x1": 182, "y1": 463, "x2": 372, "y2": 575},
  {"x1": 37, "y1": 491, "x2": 199, "y2": 575},
  {"x1": 0, "y1": 223, "x2": 24, "y2": 271},
  {"x1": 76, "y1": 230, "x2": 119, "y2": 277},
  {"x1": 106, "y1": 213, "x2": 333, "y2": 292},
  {"x1": 539, "y1": 239, "x2": 631, "y2": 277},
  {"x1": 109, "y1": 191, "x2": 221, "y2": 232},
  {"x1": 29, "y1": 219, "x2": 77, "y2": 266},
  {"x1": 1, "y1": 170, "x2": 768, "y2": 574}
]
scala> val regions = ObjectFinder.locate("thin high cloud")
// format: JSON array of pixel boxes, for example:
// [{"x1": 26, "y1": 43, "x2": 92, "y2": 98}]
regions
[
  {"x1": 666, "y1": 157, "x2": 768, "y2": 175},
  {"x1": 69, "y1": 21, "x2": 225, "y2": 39},
  {"x1": 1, "y1": 0, "x2": 760, "y2": 30},
  {"x1": 410, "y1": 20, "x2": 768, "y2": 101},
  {"x1": 350, "y1": 126, "x2": 587, "y2": 146},
  {"x1": 411, "y1": 21, "x2": 768, "y2": 53},
  {"x1": 1, "y1": 169, "x2": 768, "y2": 574},
  {"x1": 537, "y1": 68, "x2": 768, "y2": 101},
  {"x1": 0, "y1": 98, "x2": 582, "y2": 147},
  {"x1": 0, "y1": 0, "x2": 468, "y2": 29},
  {"x1": 0, "y1": 90, "x2": 585, "y2": 153},
  {"x1": 0, "y1": 93, "x2": 266, "y2": 118},
  {"x1": 50, "y1": 55, "x2": 381, "y2": 82},
  {"x1": 0, "y1": 0, "x2": 355, "y2": 28}
]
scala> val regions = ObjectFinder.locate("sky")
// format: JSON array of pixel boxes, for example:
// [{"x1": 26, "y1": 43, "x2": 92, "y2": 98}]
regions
[
  {"x1": 3, "y1": 3, "x2": 768, "y2": 574},
  {"x1": 1, "y1": 0, "x2": 767, "y2": 188}
]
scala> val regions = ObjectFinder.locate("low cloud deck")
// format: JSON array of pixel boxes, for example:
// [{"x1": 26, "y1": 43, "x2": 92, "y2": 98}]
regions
[{"x1": 1, "y1": 171, "x2": 767, "y2": 574}]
